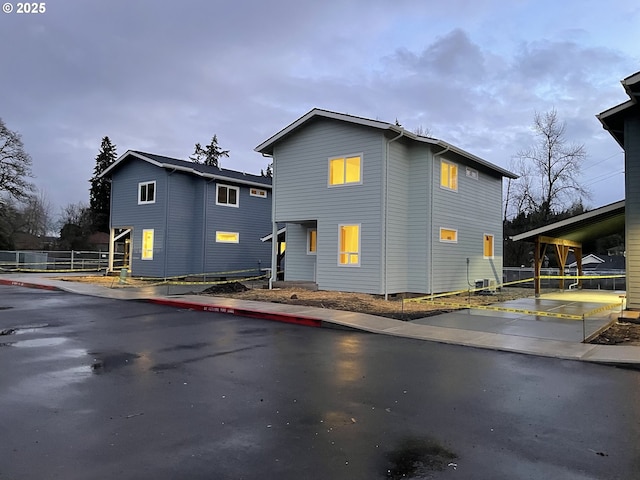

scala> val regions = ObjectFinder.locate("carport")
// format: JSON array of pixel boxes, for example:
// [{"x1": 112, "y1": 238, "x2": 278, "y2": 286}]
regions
[{"x1": 510, "y1": 201, "x2": 625, "y2": 296}]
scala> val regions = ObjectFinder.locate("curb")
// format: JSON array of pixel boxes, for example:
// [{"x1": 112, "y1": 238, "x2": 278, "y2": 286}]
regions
[
  {"x1": 0, "y1": 278, "x2": 61, "y2": 291},
  {"x1": 147, "y1": 298, "x2": 323, "y2": 328}
]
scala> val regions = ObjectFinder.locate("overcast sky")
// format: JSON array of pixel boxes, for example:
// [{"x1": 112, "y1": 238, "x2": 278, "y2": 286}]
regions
[{"x1": 1, "y1": 0, "x2": 638, "y2": 222}]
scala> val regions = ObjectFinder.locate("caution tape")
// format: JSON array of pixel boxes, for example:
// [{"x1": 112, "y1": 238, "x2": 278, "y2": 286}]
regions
[
  {"x1": 111, "y1": 274, "x2": 269, "y2": 288},
  {"x1": 404, "y1": 278, "x2": 536, "y2": 303},
  {"x1": 132, "y1": 268, "x2": 263, "y2": 282},
  {"x1": 418, "y1": 300, "x2": 584, "y2": 320},
  {"x1": 583, "y1": 302, "x2": 624, "y2": 318},
  {"x1": 12, "y1": 267, "x2": 105, "y2": 273},
  {"x1": 539, "y1": 274, "x2": 626, "y2": 280}
]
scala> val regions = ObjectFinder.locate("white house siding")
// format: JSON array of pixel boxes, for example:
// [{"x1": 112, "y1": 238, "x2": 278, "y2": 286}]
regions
[
  {"x1": 110, "y1": 160, "x2": 168, "y2": 277},
  {"x1": 384, "y1": 139, "x2": 411, "y2": 294},
  {"x1": 625, "y1": 117, "x2": 640, "y2": 309},
  {"x1": 274, "y1": 119, "x2": 385, "y2": 293},
  {"x1": 431, "y1": 156, "x2": 503, "y2": 293}
]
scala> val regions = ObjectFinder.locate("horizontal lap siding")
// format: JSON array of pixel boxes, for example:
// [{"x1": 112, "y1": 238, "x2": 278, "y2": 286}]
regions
[
  {"x1": 274, "y1": 119, "x2": 384, "y2": 293},
  {"x1": 204, "y1": 181, "x2": 272, "y2": 276},
  {"x1": 431, "y1": 158, "x2": 503, "y2": 293},
  {"x1": 385, "y1": 140, "x2": 410, "y2": 293},
  {"x1": 110, "y1": 160, "x2": 167, "y2": 277},
  {"x1": 407, "y1": 147, "x2": 431, "y2": 293},
  {"x1": 625, "y1": 116, "x2": 640, "y2": 308},
  {"x1": 166, "y1": 173, "x2": 203, "y2": 276},
  {"x1": 283, "y1": 223, "x2": 316, "y2": 281}
]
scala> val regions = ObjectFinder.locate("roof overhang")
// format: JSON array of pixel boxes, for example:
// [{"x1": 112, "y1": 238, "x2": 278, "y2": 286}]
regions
[
  {"x1": 511, "y1": 200, "x2": 625, "y2": 244},
  {"x1": 597, "y1": 71, "x2": 640, "y2": 148},
  {"x1": 100, "y1": 150, "x2": 272, "y2": 189},
  {"x1": 255, "y1": 108, "x2": 517, "y2": 179}
]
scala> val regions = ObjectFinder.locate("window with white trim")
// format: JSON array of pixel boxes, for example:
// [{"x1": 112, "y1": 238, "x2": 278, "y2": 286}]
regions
[
  {"x1": 338, "y1": 224, "x2": 360, "y2": 266},
  {"x1": 307, "y1": 228, "x2": 317, "y2": 255},
  {"x1": 329, "y1": 154, "x2": 362, "y2": 186},
  {"x1": 250, "y1": 187, "x2": 267, "y2": 198},
  {"x1": 483, "y1": 234, "x2": 494, "y2": 259},
  {"x1": 466, "y1": 167, "x2": 478, "y2": 180},
  {"x1": 439, "y1": 227, "x2": 458, "y2": 243},
  {"x1": 141, "y1": 229, "x2": 154, "y2": 259},
  {"x1": 138, "y1": 181, "x2": 156, "y2": 204},
  {"x1": 440, "y1": 159, "x2": 458, "y2": 191},
  {"x1": 216, "y1": 184, "x2": 239, "y2": 207},
  {"x1": 216, "y1": 231, "x2": 239, "y2": 243}
]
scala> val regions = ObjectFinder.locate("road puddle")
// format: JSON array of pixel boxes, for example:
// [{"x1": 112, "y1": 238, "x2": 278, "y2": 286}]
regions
[
  {"x1": 12, "y1": 337, "x2": 67, "y2": 348},
  {"x1": 385, "y1": 436, "x2": 457, "y2": 479}
]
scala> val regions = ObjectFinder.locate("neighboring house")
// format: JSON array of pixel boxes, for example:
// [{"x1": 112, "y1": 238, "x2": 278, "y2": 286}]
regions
[
  {"x1": 566, "y1": 253, "x2": 626, "y2": 271},
  {"x1": 99, "y1": 150, "x2": 272, "y2": 278},
  {"x1": 598, "y1": 70, "x2": 640, "y2": 308},
  {"x1": 255, "y1": 109, "x2": 517, "y2": 296}
]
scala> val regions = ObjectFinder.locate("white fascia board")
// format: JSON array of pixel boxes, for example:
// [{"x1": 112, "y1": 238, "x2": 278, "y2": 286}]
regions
[
  {"x1": 99, "y1": 150, "x2": 163, "y2": 178},
  {"x1": 260, "y1": 227, "x2": 286, "y2": 242},
  {"x1": 511, "y1": 200, "x2": 625, "y2": 242}
]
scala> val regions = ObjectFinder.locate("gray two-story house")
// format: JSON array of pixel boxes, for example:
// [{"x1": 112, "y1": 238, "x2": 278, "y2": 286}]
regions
[
  {"x1": 256, "y1": 109, "x2": 517, "y2": 296},
  {"x1": 100, "y1": 150, "x2": 272, "y2": 278}
]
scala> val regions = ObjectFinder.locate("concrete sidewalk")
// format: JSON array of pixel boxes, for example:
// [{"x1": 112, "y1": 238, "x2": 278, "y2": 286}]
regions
[{"x1": 1, "y1": 274, "x2": 639, "y2": 366}]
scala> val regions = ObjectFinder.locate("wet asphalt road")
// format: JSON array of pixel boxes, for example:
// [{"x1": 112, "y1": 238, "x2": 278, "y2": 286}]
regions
[{"x1": 0, "y1": 286, "x2": 639, "y2": 480}]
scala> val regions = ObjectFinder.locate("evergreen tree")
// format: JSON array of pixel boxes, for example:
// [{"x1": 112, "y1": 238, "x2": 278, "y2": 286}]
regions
[
  {"x1": 89, "y1": 136, "x2": 117, "y2": 233},
  {"x1": 190, "y1": 134, "x2": 229, "y2": 167}
]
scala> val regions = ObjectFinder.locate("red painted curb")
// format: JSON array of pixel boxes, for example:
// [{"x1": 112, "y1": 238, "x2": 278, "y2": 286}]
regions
[
  {"x1": 0, "y1": 279, "x2": 61, "y2": 291},
  {"x1": 147, "y1": 298, "x2": 323, "y2": 327}
]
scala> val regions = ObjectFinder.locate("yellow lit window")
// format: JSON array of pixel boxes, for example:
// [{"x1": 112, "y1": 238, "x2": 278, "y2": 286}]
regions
[
  {"x1": 339, "y1": 224, "x2": 360, "y2": 265},
  {"x1": 216, "y1": 231, "x2": 239, "y2": 243},
  {"x1": 307, "y1": 228, "x2": 317, "y2": 254},
  {"x1": 141, "y1": 229, "x2": 154, "y2": 259},
  {"x1": 250, "y1": 188, "x2": 267, "y2": 198},
  {"x1": 439, "y1": 228, "x2": 457, "y2": 243},
  {"x1": 483, "y1": 234, "x2": 494, "y2": 258},
  {"x1": 329, "y1": 155, "x2": 361, "y2": 186},
  {"x1": 279, "y1": 241, "x2": 286, "y2": 254},
  {"x1": 440, "y1": 160, "x2": 458, "y2": 191}
]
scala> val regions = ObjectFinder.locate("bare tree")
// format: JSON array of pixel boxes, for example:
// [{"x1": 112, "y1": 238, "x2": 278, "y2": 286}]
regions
[
  {"x1": 413, "y1": 125, "x2": 431, "y2": 137},
  {"x1": 510, "y1": 109, "x2": 589, "y2": 221},
  {"x1": 20, "y1": 190, "x2": 53, "y2": 237},
  {"x1": 0, "y1": 117, "x2": 34, "y2": 201}
]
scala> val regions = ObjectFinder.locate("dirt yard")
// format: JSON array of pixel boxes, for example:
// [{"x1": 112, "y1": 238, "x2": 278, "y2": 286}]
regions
[{"x1": 56, "y1": 276, "x2": 640, "y2": 345}]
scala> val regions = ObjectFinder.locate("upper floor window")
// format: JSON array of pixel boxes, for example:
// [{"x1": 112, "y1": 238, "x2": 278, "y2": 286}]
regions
[
  {"x1": 216, "y1": 184, "x2": 239, "y2": 207},
  {"x1": 250, "y1": 187, "x2": 267, "y2": 198},
  {"x1": 329, "y1": 154, "x2": 362, "y2": 186},
  {"x1": 440, "y1": 159, "x2": 458, "y2": 191},
  {"x1": 138, "y1": 181, "x2": 156, "y2": 204}
]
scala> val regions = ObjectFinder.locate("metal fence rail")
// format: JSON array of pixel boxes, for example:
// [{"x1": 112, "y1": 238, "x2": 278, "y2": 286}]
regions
[
  {"x1": 503, "y1": 267, "x2": 626, "y2": 291},
  {"x1": 0, "y1": 250, "x2": 125, "y2": 272}
]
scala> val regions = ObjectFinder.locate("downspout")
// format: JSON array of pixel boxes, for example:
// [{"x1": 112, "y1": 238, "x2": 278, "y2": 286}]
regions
[
  {"x1": 384, "y1": 130, "x2": 404, "y2": 300},
  {"x1": 431, "y1": 146, "x2": 450, "y2": 296},
  {"x1": 262, "y1": 152, "x2": 277, "y2": 289}
]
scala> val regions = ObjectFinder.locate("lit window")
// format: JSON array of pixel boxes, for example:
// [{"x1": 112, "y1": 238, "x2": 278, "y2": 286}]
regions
[
  {"x1": 138, "y1": 181, "x2": 156, "y2": 204},
  {"x1": 216, "y1": 184, "x2": 239, "y2": 207},
  {"x1": 483, "y1": 234, "x2": 494, "y2": 258},
  {"x1": 339, "y1": 224, "x2": 360, "y2": 266},
  {"x1": 329, "y1": 155, "x2": 361, "y2": 186},
  {"x1": 279, "y1": 241, "x2": 286, "y2": 254},
  {"x1": 440, "y1": 160, "x2": 458, "y2": 191},
  {"x1": 440, "y1": 228, "x2": 458, "y2": 243},
  {"x1": 250, "y1": 188, "x2": 267, "y2": 198},
  {"x1": 307, "y1": 228, "x2": 317, "y2": 255},
  {"x1": 141, "y1": 229, "x2": 154, "y2": 259},
  {"x1": 216, "y1": 231, "x2": 239, "y2": 243}
]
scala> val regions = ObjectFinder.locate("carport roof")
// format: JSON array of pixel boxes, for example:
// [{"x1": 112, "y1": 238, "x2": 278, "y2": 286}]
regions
[{"x1": 511, "y1": 200, "x2": 625, "y2": 244}]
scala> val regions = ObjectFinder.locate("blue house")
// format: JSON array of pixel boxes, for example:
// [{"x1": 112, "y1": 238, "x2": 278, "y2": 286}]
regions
[
  {"x1": 100, "y1": 150, "x2": 272, "y2": 278},
  {"x1": 256, "y1": 109, "x2": 517, "y2": 296}
]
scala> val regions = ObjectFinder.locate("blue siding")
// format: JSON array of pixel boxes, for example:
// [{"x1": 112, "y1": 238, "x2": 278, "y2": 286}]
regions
[{"x1": 109, "y1": 156, "x2": 271, "y2": 278}]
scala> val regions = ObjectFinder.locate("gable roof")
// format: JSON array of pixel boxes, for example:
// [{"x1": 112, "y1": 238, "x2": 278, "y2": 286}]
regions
[
  {"x1": 510, "y1": 200, "x2": 625, "y2": 244},
  {"x1": 100, "y1": 150, "x2": 272, "y2": 188},
  {"x1": 255, "y1": 108, "x2": 517, "y2": 179},
  {"x1": 597, "y1": 71, "x2": 640, "y2": 148}
]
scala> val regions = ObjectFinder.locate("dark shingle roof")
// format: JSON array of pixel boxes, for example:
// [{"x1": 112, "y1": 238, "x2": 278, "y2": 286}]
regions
[{"x1": 101, "y1": 150, "x2": 272, "y2": 187}]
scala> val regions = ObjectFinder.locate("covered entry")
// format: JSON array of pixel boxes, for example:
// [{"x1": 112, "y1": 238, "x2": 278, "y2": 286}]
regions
[{"x1": 511, "y1": 201, "x2": 625, "y2": 296}]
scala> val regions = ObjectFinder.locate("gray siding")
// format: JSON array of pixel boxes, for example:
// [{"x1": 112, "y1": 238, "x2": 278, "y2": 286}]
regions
[
  {"x1": 625, "y1": 116, "x2": 640, "y2": 308},
  {"x1": 282, "y1": 222, "x2": 316, "y2": 281},
  {"x1": 385, "y1": 140, "x2": 411, "y2": 293},
  {"x1": 166, "y1": 172, "x2": 201, "y2": 276},
  {"x1": 274, "y1": 119, "x2": 385, "y2": 293},
  {"x1": 110, "y1": 160, "x2": 168, "y2": 277},
  {"x1": 407, "y1": 146, "x2": 432, "y2": 293},
  {"x1": 431, "y1": 156, "x2": 503, "y2": 293}
]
